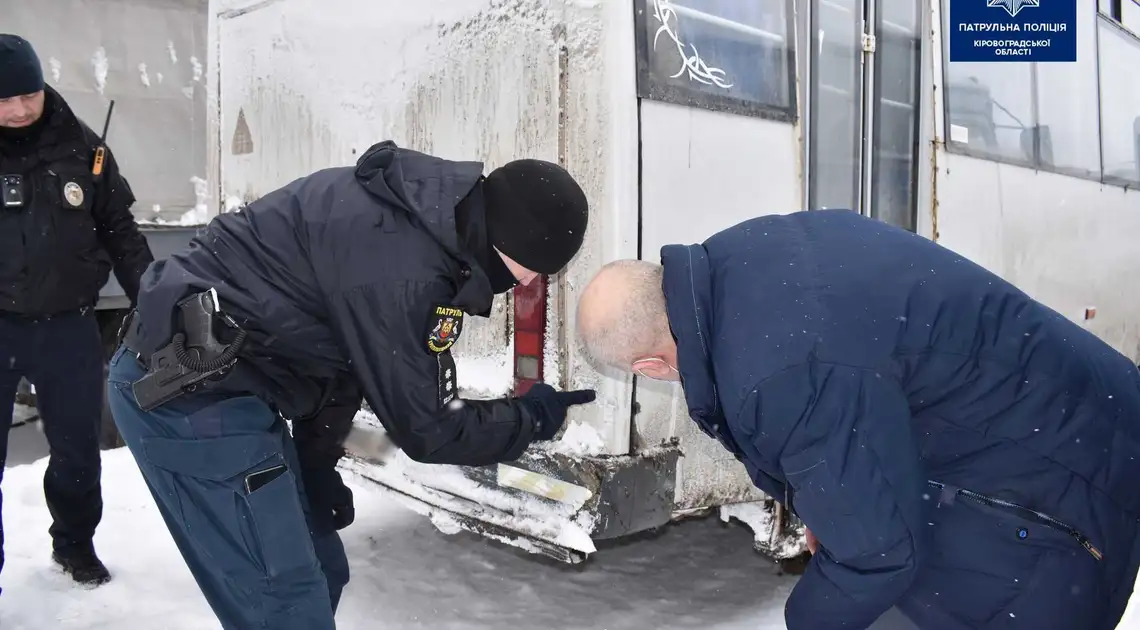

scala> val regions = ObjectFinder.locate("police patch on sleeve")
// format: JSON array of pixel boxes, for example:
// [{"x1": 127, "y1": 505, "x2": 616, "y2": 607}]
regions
[
  {"x1": 426, "y1": 305, "x2": 464, "y2": 354},
  {"x1": 437, "y1": 351, "x2": 458, "y2": 408}
]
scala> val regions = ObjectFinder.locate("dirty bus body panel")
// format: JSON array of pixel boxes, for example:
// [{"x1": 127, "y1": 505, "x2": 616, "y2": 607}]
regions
[
  {"x1": 205, "y1": 0, "x2": 808, "y2": 564},
  {"x1": 6, "y1": 0, "x2": 211, "y2": 445},
  {"x1": 207, "y1": 0, "x2": 1140, "y2": 565}
]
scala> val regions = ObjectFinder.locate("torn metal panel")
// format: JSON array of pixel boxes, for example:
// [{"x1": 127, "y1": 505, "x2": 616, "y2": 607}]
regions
[{"x1": 343, "y1": 432, "x2": 683, "y2": 563}]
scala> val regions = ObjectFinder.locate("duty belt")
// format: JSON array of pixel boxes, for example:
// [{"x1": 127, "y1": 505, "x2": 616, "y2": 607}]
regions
[
  {"x1": 123, "y1": 289, "x2": 248, "y2": 411},
  {"x1": 118, "y1": 308, "x2": 145, "y2": 365}
]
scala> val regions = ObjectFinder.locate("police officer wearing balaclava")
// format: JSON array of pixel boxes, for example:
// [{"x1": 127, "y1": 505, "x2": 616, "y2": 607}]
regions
[
  {"x1": 0, "y1": 34, "x2": 153, "y2": 589},
  {"x1": 107, "y1": 141, "x2": 593, "y2": 629}
]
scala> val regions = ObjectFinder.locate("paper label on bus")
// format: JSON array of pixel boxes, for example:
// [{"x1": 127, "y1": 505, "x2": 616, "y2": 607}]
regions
[{"x1": 496, "y1": 464, "x2": 593, "y2": 508}]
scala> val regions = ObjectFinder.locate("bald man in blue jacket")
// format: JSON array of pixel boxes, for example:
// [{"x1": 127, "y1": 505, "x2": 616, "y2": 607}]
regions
[{"x1": 577, "y1": 209, "x2": 1140, "y2": 630}]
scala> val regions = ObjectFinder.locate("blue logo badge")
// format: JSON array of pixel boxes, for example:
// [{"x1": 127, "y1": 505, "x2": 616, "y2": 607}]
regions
[{"x1": 949, "y1": 0, "x2": 1077, "y2": 62}]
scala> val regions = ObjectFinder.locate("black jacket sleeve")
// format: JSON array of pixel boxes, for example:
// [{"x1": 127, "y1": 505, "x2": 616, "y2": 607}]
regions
[
  {"x1": 327, "y1": 278, "x2": 539, "y2": 466},
  {"x1": 91, "y1": 146, "x2": 154, "y2": 305}
]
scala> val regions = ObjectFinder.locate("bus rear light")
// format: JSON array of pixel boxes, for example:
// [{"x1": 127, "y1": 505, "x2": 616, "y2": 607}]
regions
[{"x1": 512, "y1": 276, "x2": 548, "y2": 395}]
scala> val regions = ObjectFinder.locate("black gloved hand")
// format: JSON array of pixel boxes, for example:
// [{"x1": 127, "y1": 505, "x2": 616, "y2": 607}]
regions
[
  {"x1": 292, "y1": 390, "x2": 359, "y2": 464},
  {"x1": 300, "y1": 463, "x2": 355, "y2": 532},
  {"x1": 293, "y1": 374, "x2": 362, "y2": 533},
  {"x1": 522, "y1": 383, "x2": 597, "y2": 441}
]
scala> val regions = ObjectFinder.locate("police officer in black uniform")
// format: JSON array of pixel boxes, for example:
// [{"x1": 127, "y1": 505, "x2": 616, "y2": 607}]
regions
[
  {"x1": 0, "y1": 34, "x2": 154, "y2": 587},
  {"x1": 107, "y1": 140, "x2": 595, "y2": 629}
]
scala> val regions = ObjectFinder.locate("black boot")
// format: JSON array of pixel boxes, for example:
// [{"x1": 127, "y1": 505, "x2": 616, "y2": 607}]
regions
[{"x1": 52, "y1": 546, "x2": 111, "y2": 586}]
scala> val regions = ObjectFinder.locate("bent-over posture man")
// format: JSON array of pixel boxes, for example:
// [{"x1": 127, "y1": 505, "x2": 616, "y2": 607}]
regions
[
  {"x1": 107, "y1": 141, "x2": 596, "y2": 629},
  {"x1": 577, "y1": 209, "x2": 1140, "y2": 630}
]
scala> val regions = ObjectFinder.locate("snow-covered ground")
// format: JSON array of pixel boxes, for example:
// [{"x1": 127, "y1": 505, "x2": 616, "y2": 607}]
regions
[{"x1": 1, "y1": 417, "x2": 1138, "y2": 629}]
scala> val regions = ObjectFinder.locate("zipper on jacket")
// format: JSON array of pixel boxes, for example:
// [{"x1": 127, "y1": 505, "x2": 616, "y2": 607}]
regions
[{"x1": 928, "y1": 480, "x2": 1104, "y2": 561}]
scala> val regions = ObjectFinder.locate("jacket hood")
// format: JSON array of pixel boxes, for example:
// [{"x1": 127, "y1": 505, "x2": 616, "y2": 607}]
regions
[{"x1": 354, "y1": 140, "x2": 495, "y2": 314}]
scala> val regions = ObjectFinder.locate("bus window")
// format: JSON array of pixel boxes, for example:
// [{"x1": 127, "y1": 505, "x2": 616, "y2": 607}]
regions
[
  {"x1": 1124, "y1": 0, "x2": 1140, "y2": 33},
  {"x1": 941, "y1": 2, "x2": 1139, "y2": 187},
  {"x1": 870, "y1": 0, "x2": 923, "y2": 231},
  {"x1": 634, "y1": 0, "x2": 797, "y2": 120},
  {"x1": 943, "y1": 63, "x2": 1035, "y2": 165},
  {"x1": 809, "y1": 0, "x2": 863, "y2": 212},
  {"x1": 1097, "y1": 18, "x2": 1140, "y2": 185},
  {"x1": 1031, "y1": 1, "x2": 1101, "y2": 178}
]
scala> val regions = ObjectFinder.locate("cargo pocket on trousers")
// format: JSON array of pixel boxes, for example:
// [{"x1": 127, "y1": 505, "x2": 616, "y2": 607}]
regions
[
  {"x1": 142, "y1": 433, "x2": 316, "y2": 580},
  {"x1": 243, "y1": 463, "x2": 321, "y2": 579}
]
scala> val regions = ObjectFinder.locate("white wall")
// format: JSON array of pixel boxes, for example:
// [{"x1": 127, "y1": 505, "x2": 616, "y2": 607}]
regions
[
  {"x1": 208, "y1": 0, "x2": 564, "y2": 399},
  {"x1": 6, "y1": 0, "x2": 209, "y2": 222},
  {"x1": 636, "y1": 101, "x2": 803, "y2": 509},
  {"x1": 934, "y1": 151, "x2": 1140, "y2": 360},
  {"x1": 207, "y1": 0, "x2": 636, "y2": 453},
  {"x1": 544, "y1": 0, "x2": 640, "y2": 455}
]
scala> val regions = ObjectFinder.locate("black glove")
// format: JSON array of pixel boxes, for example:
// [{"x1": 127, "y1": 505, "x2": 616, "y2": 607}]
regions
[
  {"x1": 292, "y1": 378, "x2": 360, "y2": 464},
  {"x1": 300, "y1": 464, "x2": 355, "y2": 532},
  {"x1": 521, "y1": 383, "x2": 597, "y2": 441},
  {"x1": 293, "y1": 373, "x2": 362, "y2": 533}
]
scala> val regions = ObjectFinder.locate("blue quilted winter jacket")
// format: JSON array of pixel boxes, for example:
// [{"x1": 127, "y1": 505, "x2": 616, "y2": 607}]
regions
[{"x1": 659, "y1": 209, "x2": 1140, "y2": 630}]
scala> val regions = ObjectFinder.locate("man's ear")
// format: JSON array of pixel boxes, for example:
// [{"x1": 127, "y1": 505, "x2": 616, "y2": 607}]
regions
[{"x1": 632, "y1": 358, "x2": 674, "y2": 380}]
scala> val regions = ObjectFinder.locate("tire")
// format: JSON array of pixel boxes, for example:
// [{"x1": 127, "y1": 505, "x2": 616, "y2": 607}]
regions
[{"x1": 96, "y1": 310, "x2": 128, "y2": 450}]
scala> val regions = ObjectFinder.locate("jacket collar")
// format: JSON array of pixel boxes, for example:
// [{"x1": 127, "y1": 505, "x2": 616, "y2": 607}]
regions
[
  {"x1": 0, "y1": 87, "x2": 82, "y2": 159},
  {"x1": 660, "y1": 244, "x2": 721, "y2": 421}
]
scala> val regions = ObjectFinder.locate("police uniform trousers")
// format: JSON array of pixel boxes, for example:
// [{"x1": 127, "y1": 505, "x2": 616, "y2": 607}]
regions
[
  {"x1": 0, "y1": 308, "x2": 105, "y2": 576},
  {"x1": 106, "y1": 346, "x2": 350, "y2": 630}
]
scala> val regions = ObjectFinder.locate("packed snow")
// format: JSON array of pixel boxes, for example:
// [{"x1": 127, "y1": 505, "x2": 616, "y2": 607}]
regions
[
  {"x1": 181, "y1": 176, "x2": 211, "y2": 225},
  {"x1": 223, "y1": 195, "x2": 246, "y2": 213},
  {"x1": 4, "y1": 417, "x2": 1140, "y2": 629},
  {"x1": 346, "y1": 410, "x2": 599, "y2": 554},
  {"x1": 539, "y1": 419, "x2": 606, "y2": 456},
  {"x1": 136, "y1": 178, "x2": 212, "y2": 227},
  {"x1": 48, "y1": 57, "x2": 61, "y2": 83},
  {"x1": 90, "y1": 47, "x2": 108, "y2": 95},
  {"x1": 1, "y1": 421, "x2": 798, "y2": 629},
  {"x1": 454, "y1": 351, "x2": 514, "y2": 398}
]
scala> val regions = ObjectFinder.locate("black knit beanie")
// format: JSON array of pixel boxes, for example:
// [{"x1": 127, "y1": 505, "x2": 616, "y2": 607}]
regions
[
  {"x1": 0, "y1": 35, "x2": 44, "y2": 100},
  {"x1": 483, "y1": 159, "x2": 589, "y2": 275}
]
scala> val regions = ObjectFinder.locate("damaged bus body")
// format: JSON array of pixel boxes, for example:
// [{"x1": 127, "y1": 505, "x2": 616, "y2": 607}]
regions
[{"x1": 205, "y1": 0, "x2": 1140, "y2": 564}]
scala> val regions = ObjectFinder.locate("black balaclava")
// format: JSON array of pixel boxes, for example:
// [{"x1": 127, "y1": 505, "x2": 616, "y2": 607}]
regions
[
  {"x1": 455, "y1": 178, "x2": 520, "y2": 294},
  {"x1": 482, "y1": 159, "x2": 588, "y2": 276}
]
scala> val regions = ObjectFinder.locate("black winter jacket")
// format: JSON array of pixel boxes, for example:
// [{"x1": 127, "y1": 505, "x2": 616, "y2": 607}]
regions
[
  {"x1": 0, "y1": 87, "x2": 153, "y2": 315},
  {"x1": 131, "y1": 141, "x2": 541, "y2": 465}
]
